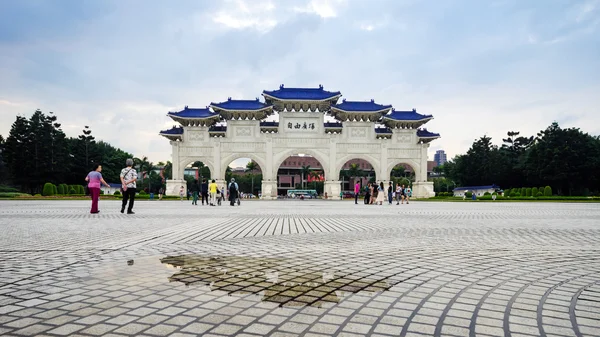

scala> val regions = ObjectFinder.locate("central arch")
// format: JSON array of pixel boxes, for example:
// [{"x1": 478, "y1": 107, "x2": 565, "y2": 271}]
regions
[
  {"x1": 272, "y1": 148, "x2": 331, "y2": 181},
  {"x1": 386, "y1": 158, "x2": 422, "y2": 182}
]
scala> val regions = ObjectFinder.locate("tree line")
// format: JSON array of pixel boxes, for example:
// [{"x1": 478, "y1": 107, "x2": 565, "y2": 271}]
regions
[
  {"x1": 439, "y1": 122, "x2": 600, "y2": 196},
  {"x1": 1, "y1": 110, "x2": 136, "y2": 193}
]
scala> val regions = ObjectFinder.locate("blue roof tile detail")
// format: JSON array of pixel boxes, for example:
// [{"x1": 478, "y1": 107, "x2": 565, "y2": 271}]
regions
[
  {"x1": 417, "y1": 129, "x2": 440, "y2": 138},
  {"x1": 333, "y1": 99, "x2": 392, "y2": 112},
  {"x1": 159, "y1": 126, "x2": 184, "y2": 135},
  {"x1": 260, "y1": 121, "x2": 279, "y2": 127},
  {"x1": 168, "y1": 106, "x2": 219, "y2": 119},
  {"x1": 383, "y1": 109, "x2": 432, "y2": 121},
  {"x1": 263, "y1": 84, "x2": 341, "y2": 100},
  {"x1": 453, "y1": 185, "x2": 500, "y2": 191},
  {"x1": 375, "y1": 127, "x2": 392, "y2": 134},
  {"x1": 324, "y1": 122, "x2": 343, "y2": 128},
  {"x1": 211, "y1": 98, "x2": 271, "y2": 110}
]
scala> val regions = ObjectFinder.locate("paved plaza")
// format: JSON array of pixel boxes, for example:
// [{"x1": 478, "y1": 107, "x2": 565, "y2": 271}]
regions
[{"x1": 0, "y1": 200, "x2": 599, "y2": 337}]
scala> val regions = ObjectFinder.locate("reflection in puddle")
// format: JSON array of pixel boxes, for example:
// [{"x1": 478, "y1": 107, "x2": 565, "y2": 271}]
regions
[{"x1": 160, "y1": 255, "x2": 392, "y2": 308}]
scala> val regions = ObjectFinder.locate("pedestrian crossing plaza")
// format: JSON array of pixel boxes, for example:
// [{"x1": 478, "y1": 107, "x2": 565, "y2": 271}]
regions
[{"x1": 0, "y1": 200, "x2": 599, "y2": 336}]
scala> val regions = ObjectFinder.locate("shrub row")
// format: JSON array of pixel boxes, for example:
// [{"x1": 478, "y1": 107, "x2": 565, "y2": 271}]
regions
[
  {"x1": 504, "y1": 186, "x2": 552, "y2": 197},
  {"x1": 42, "y1": 183, "x2": 85, "y2": 196}
]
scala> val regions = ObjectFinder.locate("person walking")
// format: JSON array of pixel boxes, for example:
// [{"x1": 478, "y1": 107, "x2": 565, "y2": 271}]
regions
[
  {"x1": 190, "y1": 179, "x2": 200, "y2": 205},
  {"x1": 354, "y1": 182, "x2": 360, "y2": 204},
  {"x1": 158, "y1": 187, "x2": 164, "y2": 200},
  {"x1": 179, "y1": 186, "x2": 185, "y2": 201},
  {"x1": 405, "y1": 185, "x2": 412, "y2": 204},
  {"x1": 209, "y1": 179, "x2": 218, "y2": 206},
  {"x1": 369, "y1": 183, "x2": 375, "y2": 204},
  {"x1": 228, "y1": 178, "x2": 239, "y2": 206},
  {"x1": 120, "y1": 158, "x2": 138, "y2": 214},
  {"x1": 376, "y1": 182, "x2": 385, "y2": 205},
  {"x1": 85, "y1": 164, "x2": 110, "y2": 214},
  {"x1": 201, "y1": 179, "x2": 209, "y2": 205},
  {"x1": 388, "y1": 181, "x2": 393, "y2": 205},
  {"x1": 364, "y1": 183, "x2": 371, "y2": 204},
  {"x1": 395, "y1": 184, "x2": 402, "y2": 205}
]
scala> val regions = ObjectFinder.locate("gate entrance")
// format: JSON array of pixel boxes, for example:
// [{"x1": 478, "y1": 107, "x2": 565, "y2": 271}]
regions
[{"x1": 160, "y1": 85, "x2": 439, "y2": 199}]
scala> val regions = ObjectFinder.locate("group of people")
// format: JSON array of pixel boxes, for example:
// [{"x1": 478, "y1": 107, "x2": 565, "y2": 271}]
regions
[
  {"x1": 85, "y1": 159, "x2": 244, "y2": 214},
  {"x1": 85, "y1": 158, "x2": 138, "y2": 214},
  {"x1": 184, "y1": 178, "x2": 241, "y2": 207},
  {"x1": 355, "y1": 181, "x2": 411, "y2": 205}
]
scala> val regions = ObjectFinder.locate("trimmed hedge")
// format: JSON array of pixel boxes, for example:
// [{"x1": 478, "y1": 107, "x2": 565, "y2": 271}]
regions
[
  {"x1": 42, "y1": 183, "x2": 55, "y2": 196},
  {"x1": 69, "y1": 188, "x2": 76, "y2": 194},
  {"x1": 114, "y1": 191, "x2": 121, "y2": 196},
  {"x1": 526, "y1": 188, "x2": 532, "y2": 197},
  {"x1": 544, "y1": 186, "x2": 552, "y2": 196},
  {"x1": 57, "y1": 184, "x2": 65, "y2": 195},
  {"x1": 531, "y1": 187, "x2": 538, "y2": 196}
]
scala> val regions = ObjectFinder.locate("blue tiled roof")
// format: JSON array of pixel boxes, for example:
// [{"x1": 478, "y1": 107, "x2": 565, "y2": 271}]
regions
[
  {"x1": 454, "y1": 185, "x2": 500, "y2": 191},
  {"x1": 383, "y1": 109, "x2": 432, "y2": 121},
  {"x1": 108, "y1": 183, "x2": 122, "y2": 188},
  {"x1": 324, "y1": 122, "x2": 343, "y2": 128},
  {"x1": 168, "y1": 106, "x2": 219, "y2": 119},
  {"x1": 159, "y1": 126, "x2": 184, "y2": 135},
  {"x1": 211, "y1": 98, "x2": 271, "y2": 110},
  {"x1": 417, "y1": 129, "x2": 440, "y2": 138},
  {"x1": 375, "y1": 127, "x2": 392, "y2": 134},
  {"x1": 260, "y1": 121, "x2": 279, "y2": 127},
  {"x1": 333, "y1": 99, "x2": 392, "y2": 112},
  {"x1": 263, "y1": 84, "x2": 341, "y2": 100}
]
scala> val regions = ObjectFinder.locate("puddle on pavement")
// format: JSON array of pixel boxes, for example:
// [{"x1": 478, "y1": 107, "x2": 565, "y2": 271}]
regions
[{"x1": 160, "y1": 255, "x2": 392, "y2": 308}]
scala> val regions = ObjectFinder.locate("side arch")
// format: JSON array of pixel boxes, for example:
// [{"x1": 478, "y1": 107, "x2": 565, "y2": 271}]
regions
[
  {"x1": 272, "y1": 148, "x2": 331, "y2": 180},
  {"x1": 179, "y1": 157, "x2": 216, "y2": 180},
  {"x1": 220, "y1": 152, "x2": 269, "y2": 180},
  {"x1": 386, "y1": 158, "x2": 423, "y2": 181}
]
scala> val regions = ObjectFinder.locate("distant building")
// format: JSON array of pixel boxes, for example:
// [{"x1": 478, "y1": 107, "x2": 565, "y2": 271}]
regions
[{"x1": 434, "y1": 150, "x2": 447, "y2": 166}]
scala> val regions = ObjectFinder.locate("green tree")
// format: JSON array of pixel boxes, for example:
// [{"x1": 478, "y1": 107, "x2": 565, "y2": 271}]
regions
[
  {"x1": 347, "y1": 163, "x2": 362, "y2": 187},
  {"x1": 531, "y1": 187, "x2": 538, "y2": 196},
  {"x1": 526, "y1": 188, "x2": 532, "y2": 197},
  {"x1": 525, "y1": 122, "x2": 600, "y2": 195},
  {"x1": 300, "y1": 165, "x2": 311, "y2": 189},
  {"x1": 245, "y1": 161, "x2": 259, "y2": 195},
  {"x1": 544, "y1": 186, "x2": 552, "y2": 196}
]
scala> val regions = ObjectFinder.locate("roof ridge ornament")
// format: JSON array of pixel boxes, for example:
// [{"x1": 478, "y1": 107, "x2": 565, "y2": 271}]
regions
[
  {"x1": 412, "y1": 108, "x2": 416, "y2": 112},
  {"x1": 319, "y1": 84, "x2": 323, "y2": 89},
  {"x1": 255, "y1": 97, "x2": 259, "y2": 101},
  {"x1": 342, "y1": 98, "x2": 346, "y2": 102},
  {"x1": 228, "y1": 97, "x2": 232, "y2": 101},
  {"x1": 184, "y1": 105, "x2": 188, "y2": 110},
  {"x1": 371, "y1": 99, "x2": 374, "y2": 102},
  {"x1": 280, "y1": 84, "x2": 284, "y2": 89}
]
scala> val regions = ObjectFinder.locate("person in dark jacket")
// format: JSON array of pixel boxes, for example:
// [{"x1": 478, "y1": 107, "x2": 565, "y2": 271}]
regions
[
  {"x1": 190, "y1": 179, "x2": 200, "y2": 205},
  {"x1": 201, "y1": 179, "x2": 209, "y2": 205}
]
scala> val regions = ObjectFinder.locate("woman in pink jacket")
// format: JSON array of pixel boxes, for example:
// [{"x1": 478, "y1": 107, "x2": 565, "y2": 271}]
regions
[{"x1": 85, "y1": 164, "x2": 110, "y2": 214}]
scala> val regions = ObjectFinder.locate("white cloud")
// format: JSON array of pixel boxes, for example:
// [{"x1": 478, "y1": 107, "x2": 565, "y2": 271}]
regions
[
  {"x1": 211, "y1": 0, "x2": 278, "y2": 32},
  {"x1": 293, "y1": 0, "x2": 345, "y2": 18}
]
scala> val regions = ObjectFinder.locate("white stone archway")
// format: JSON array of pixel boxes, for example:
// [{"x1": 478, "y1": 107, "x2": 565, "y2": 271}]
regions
[{"x1": 160, "y1": 85, "x2": 439, "y2": 199}]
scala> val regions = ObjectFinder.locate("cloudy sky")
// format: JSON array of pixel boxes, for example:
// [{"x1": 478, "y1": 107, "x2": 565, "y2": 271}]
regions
[{"x1": 1, "y1": 0, "x2": 599, "y2": 167}]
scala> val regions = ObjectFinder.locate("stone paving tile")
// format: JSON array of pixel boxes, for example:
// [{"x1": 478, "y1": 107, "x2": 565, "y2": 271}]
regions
[{"x1": 1, "y1": 200, "x2": 600, "y2": 336}]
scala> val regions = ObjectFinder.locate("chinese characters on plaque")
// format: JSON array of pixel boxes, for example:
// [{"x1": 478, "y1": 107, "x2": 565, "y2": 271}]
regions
[{"x1": 287, "y1": 122, "x2": 316, "y2": 130}]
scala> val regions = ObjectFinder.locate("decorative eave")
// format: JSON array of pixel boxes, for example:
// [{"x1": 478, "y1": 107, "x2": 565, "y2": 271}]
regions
[
  {"x1": 375, "y1": 126, "x2": 392, "y2": 139},
  {"x1": 167, "y1": 106, "x2": 221, "y2": 127},
  {"x1": 209, "y1": 98, "x2": 274, "y2": 121},
  {"x1": 208, "y1": 125, "x2": 226, "y2": 138},
  {"x1": 416, "y1": 128, "x2": 441, "y2": 144},
  {"x1": 381, "y1": 109, "x2": 434, "y2": 129},
  {"x1": 330, "y1": 99, "x2": 393, "y2": 122},
  {"x1": 262, "y1": 84, "x2": 342, "y2": 113},
  {"x1": 324, "y1": 122, "x2": 342, "y2": 134},
  {"x1": 260, "y1": 121, "x2": 278, "y2": 133},
  {"x1": 159, "y1": 126, "x2": 183, "y2": 141}
]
